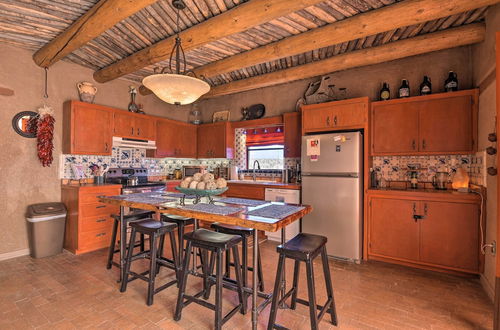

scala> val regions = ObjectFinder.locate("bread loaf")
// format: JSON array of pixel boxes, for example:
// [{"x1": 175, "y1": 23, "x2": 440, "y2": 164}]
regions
[
  {"x1": 205, "y1": 181, "x2": 217, "y2": 190},
  {"x1": 202, "y1": 173, "x2": 215, "y2": 182},
  {"x1": 189, "y1": 181, "x2": 199, "y2": 189},
  {"x1": 184, "y1": 176, "x2": 193, "y2": 183},
  {"x1": 216, "y1": 178, "x2": 227, "y2": 188},
  {"x1": 196, "y1": 181, "x2": 206, "y2": 190},
  {"x1": 193, "y1": 173, "x2": 203, "y2": 181},
  {"x1": 180, "y1": 180, "x2": 190, "y2": 188}
]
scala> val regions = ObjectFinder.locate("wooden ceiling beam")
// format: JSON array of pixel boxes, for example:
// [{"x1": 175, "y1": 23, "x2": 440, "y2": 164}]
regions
[
  {"x1": 203, "y1": 23, "x2": 485, "y2": 98},
  {"x1": 194, "y1": 0, "x2": 499, "y2": 79},
  {"x1": 93, "y1": 0, "x2": 327, "y2": 83},
  {"x1": 33, "y1": 0, "x2": 158, "y2": 68}
]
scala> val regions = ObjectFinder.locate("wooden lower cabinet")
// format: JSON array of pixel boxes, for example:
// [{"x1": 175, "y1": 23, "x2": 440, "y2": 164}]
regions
[
  {"x1": 367, "y1": 191, "x2": 482, "y2": 274},
  {"x1": 62, "y1": 184, "x2": 121, "y2": 254}
]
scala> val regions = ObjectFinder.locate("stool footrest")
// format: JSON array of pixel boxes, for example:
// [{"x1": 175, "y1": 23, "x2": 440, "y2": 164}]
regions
[
  {"x1": 183, "y1": 291, "x2": 216, "y2": 311},
  {"x1": 294, "y1": 297, "x2": 333, "y2": 321},
  {"x1": 272, "y1": 324, "x2": 289, "y2": 330},
  {"x1": 278, "y1": 287, "x2": 295, "y2": 307},
  {"x1": 154, "y1": 278, "x2": 178, "y2": 294}
]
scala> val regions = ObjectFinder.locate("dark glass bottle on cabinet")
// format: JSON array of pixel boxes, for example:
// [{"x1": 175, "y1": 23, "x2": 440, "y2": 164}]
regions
[
  {"x1": 444, "y1": 71, "x2": 458, "y2": 92},
  {"x1": 420, "y1": 76, "x2": 432, "y2": 95},
  {"x1": 398, "y1": 79, "x2": 410, "y2": 98},
  {"x1": 380, "y1": 82, "x2": 390, "y2": 101}
]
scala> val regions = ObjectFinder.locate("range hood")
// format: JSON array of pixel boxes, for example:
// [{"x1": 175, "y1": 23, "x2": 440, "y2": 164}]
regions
[{"x1": 112, "y1": 136, "x2": 157, "y2": 150}]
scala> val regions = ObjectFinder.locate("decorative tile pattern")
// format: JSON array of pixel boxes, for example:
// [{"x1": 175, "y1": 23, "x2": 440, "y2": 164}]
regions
[
  {"x1": 61, "y1": 146, "x2": 232, "y2": 179},
  {"x1": 234, "y1": 128, "x2": 247, "y2": 170},
  {"x1": 372, "y1": 153, "x2": 485, "y2": 186}
]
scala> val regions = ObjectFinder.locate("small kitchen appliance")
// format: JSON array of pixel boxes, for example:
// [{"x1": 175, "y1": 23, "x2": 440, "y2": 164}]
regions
[
  {"x1": 182, "y1": 165, "x2": 206, "y2": 178},
  {"x1": 432, "y1": 172, "x2": 449, "y2": 190}
]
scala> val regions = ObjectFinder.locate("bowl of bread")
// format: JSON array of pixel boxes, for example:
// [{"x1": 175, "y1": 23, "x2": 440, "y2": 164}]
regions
[{"x1": 176, "y1": 173, "x2": 228, "y2": 204}]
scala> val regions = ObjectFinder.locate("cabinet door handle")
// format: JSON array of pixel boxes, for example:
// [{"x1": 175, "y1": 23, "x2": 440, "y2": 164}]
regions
[
  {"x1": 137, "y1": 128, "x2": 140, "y2": 136},
  {"x1": 131, "y1": 127, "x2": 134, "y2": 135},
  {"x1": 96, "y1": 205, "x2": 106, "y2": 209},
  {"x1": 424, "y1": 203, "x2": 428, "y2": 216},
  {"x1": 96, "y1": 218, "x2": 106, "y2": 223},
  {"x1": 412, "y1": 140, "x2": 416, "y2": 150},
  {"x1": 104, "y1": 142, "x2": 109, "y2": 152},
  {"x1": 96, "y1": 232, "x2": 106, "y2": 237},
  {"x1": 334, "y1": 115, "x2": 338, "y2": 126},
  {"x1": 326, "y1": 116, "x2": 330, "y2": 126},
  {"x1": 422, "y1": 139, "x2": 426, "y2": 149}
]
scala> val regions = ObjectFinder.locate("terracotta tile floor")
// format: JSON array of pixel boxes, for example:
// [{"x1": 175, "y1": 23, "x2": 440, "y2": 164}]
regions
[{"x1": 0, "y1": 241, "x2": 493, "y2": 329}]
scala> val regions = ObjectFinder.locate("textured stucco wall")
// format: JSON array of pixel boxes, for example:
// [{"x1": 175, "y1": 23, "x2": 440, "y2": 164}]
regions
[
  {"x1": 0, "y1": 44, "x2": 192, "y2": 256},
  {"x1": 198, "y1": 46, "x2": 473, "y2": 123},
  {"x1": 472, "y1": 4, "x2": 500, "y2": 301}
]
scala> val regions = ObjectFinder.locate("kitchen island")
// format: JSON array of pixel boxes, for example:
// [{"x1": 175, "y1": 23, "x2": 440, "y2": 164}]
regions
[{"x1": 98, "y1": 192, "x2": 311, "y2": 330}]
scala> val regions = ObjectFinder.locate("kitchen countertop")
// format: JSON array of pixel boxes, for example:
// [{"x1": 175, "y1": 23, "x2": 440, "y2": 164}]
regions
[
  {"x1": 61, "y1": 183, "x2": 122, "y2": 189},
  {"x1": 227, "y1": 180, "x2": 301, "y2": 190}
]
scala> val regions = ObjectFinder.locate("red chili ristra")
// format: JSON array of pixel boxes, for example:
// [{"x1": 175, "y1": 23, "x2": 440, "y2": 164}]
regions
[{"x1": 37, "y1": 114, "x2": 55, "y2": 167}]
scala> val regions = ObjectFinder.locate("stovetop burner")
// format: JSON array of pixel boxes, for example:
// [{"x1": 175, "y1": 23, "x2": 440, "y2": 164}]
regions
[{"x1": 105, "y1": 167, "x2": 165, "y2": 189}]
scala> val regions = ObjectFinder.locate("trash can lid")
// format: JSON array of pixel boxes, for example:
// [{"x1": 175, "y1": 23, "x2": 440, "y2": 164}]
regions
[{"x1": 27, "y1": 203, "x2": 66, "y2": 218}]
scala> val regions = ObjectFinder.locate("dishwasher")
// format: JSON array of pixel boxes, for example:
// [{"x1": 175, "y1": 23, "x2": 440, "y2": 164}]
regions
[{"x1": 264, "y1": 188, "x2": 300, "y2": 242}]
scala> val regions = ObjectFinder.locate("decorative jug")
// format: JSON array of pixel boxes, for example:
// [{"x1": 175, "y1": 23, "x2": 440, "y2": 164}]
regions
[{"x1": 77, "y1": 82, "x2": 97, "y2": 103}]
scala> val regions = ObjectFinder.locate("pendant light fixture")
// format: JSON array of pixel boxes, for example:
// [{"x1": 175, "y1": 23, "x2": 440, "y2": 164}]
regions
[{"x1": 142, "y1": 0, "x2": 210, "y2": 105}]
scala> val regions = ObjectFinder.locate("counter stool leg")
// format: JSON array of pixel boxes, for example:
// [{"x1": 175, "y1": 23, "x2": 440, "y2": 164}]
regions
[
  {"x1": 177, "y1": 224, "x2": 185, "y2": 265},
  {"x1": 106, "y1": 219, "x2": 119, "y2": 269},
  {"x1": 201, "y1": 249, "x2": 211, "y2": 300},
  {"x1": 215, "y1": 250, "x2": 224, "y2": 330},
  {"x1": 257, "y1": 242, "x2": 264, "y2": 292},
  {"x1": 267, "y1": 254, "x2": 285, "y2": 330},
  {"x1": 168, "y1": 231, "x2": 179, "y2": 280},
  {"x1": 232, "y1": 245, "x2": 246, "y2": 315},
  {"x1": 146, "y1": 233, "x2": 158, "y2": 306},
  {"x1": 290, "y1": 260, "x2": 300, "y2": 310},
  {"x1": 306, "y1": 260, "x2": 319, "y2": 330},
  {"x1": 120, "y1": 227, "x2": 137, "y2": 293},
  {"x1": 321, "y1": 246, "x2": 338, "y2": 325},
  {"x1": 242, "y1": 236, "x2": 248, "y2": 306},
  {"x1": 140, "y1": 234, "x2": 145, "y2": 252},
  {"x1": 174, "y1": 242, "x2": 192, "y2": 321},
  {"x1": 225, "y1": 248, "x2": 231, "y2": 278},
  {"x1": 156, "y1": 234, "x2": 166, "y2": 276}
]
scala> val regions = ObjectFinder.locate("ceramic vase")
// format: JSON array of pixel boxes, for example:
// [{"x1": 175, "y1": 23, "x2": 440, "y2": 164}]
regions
[{"x1": 77, "y1": 82, "x2": 97, "y2": 103}]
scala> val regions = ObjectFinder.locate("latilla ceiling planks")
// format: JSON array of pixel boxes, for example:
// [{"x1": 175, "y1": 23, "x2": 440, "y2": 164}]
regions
[{"x1": 0, "y1": 0, "x2": 489, "y2": 87}]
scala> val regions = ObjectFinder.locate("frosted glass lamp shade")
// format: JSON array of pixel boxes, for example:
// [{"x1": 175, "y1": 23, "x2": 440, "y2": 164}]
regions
[{"x1": 142, "y1": 74, "x2": 210, "y2": 105}]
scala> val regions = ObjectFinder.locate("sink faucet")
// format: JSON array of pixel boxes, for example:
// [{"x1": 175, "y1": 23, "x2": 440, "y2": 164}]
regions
[{"x1": 252, "y1": 160, "x2": 261, "y2": 181}]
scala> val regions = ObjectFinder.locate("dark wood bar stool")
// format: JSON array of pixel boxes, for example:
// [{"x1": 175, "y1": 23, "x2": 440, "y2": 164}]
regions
[
  {"x1": 106, "y1": 210, "x2": 155, "y2": 269},
  {"x1": 161, "y1": 214, "x2": 195, "y2": 264},
  {"x1": 174, "y1": 228, "x2": 246, "y2": 330},
  {"x1": 120, "y1": 219, "x2": 179, "y2": 306},
  {"x1": 267, "y1": 233, "x2": 338, "y2": 330},
  {"x1": 211, "y1": 223, "x2": 265, "y2": 295}
]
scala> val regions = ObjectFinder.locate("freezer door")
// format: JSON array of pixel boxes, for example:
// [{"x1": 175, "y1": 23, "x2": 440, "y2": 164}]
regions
[
  {"x1": 301, "y1": 132, "x2": 362, "y2": 174},
  {"x1": 301, "y1": 175, "x2": 362, "y2": 261}
]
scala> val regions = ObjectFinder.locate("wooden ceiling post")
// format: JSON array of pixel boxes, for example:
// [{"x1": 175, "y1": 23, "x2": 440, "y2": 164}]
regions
[
  {"x1": 32, "y1": 0, "x2": 159, "y2": 68},
  {"x1": 194, "y1": 0, "x2": 500, "y2": 79},
  {"x1": 93, "y1": 0, "x2": 327, "y2": 83},
  {"x1": 203, "y1": 23, "x2": 485, "y2": 98}
]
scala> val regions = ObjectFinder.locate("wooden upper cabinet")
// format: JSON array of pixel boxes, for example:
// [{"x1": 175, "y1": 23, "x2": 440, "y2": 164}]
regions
[
  {"x1": 301, "y1": 97, "x2": 368, "y2": 134},
  {"x1": 113, "y1": 111, "x2": 155, "y2": 140},
  {"x1": 418, "y1": 95, "x2": 474, "y2": 153},
  {"x1": 283, "y1": 112, "x2": 301, "y2": 158},
  {"x1": 63, "y1": 101, "x2": 112, "y2": 155},
  {"x1": 149, "y1": 119, "x2": 197, "y2": 158},
  {"x1": 197, "y1": 122, "x2": 234, "y2": 158},
  {"x1": 371, "y1": 89, "x2": 478, "y2": 155},
  {"x1": 369, "y1": 197, "x2": 420, "y2": 261},
  {"x1": 371, "y1": 102, "x2": 419, "y2": 154},
  {"x1": 419, "y1": 201, "x2": 479, "y2": 272}
]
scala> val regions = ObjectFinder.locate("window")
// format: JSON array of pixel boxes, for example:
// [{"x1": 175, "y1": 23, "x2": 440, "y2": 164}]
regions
[{"x1": 247, "y1": 145, "x2": 284, "y2": 169}]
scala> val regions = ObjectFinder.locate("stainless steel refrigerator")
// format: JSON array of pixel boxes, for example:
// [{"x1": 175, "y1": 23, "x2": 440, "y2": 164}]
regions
[{"x1": 301, "y1": 131, "x2": 363, "y2": 262}]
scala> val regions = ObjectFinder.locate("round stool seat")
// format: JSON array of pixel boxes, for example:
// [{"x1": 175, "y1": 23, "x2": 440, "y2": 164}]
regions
[
  {"x1": 211, "y1": 223, "x2": 255, "y2": 236},
  {"x1": 130, "y1": 219, "x2": 178, "y2": 235},
  {"x1": 162, "y1": 214, "x2": 195, "y2": 225},
  {"x1": 184, "y1": 228, "x2": 242, "y2": 250}
]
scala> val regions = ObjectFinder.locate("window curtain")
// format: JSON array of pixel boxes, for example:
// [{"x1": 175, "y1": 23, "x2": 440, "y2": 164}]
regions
[{"x1": 245, "y1": 126, "x2": 284, "y2": 146}]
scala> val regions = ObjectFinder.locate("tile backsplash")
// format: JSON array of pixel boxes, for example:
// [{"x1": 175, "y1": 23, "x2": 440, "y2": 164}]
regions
[
  {"x1": 61, "y1": 146, "x2": 231, "y2": 179},
  {"x1": 372, "y1": 152, "x2": 486, "y2": 186}
]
